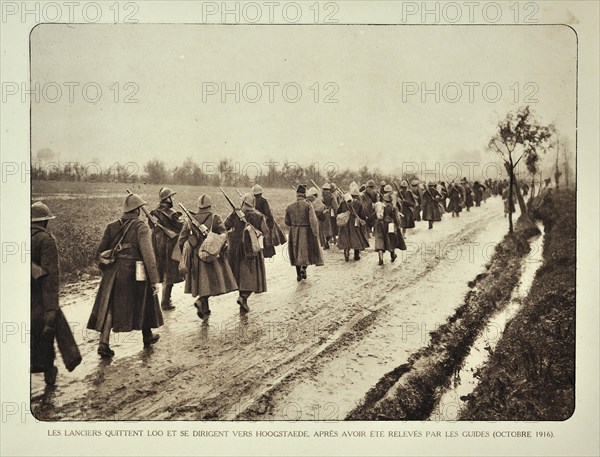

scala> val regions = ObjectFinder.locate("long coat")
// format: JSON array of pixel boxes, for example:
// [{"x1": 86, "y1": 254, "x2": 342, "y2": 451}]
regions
[
  {"x1": 464, "y1": 184, "x2": 474, "y2": 209},
  {"x1": 178, "y1": 210, "x2": 238, "y2": 298},
  {"x1": 255, "y1": 194, "x2": 285, "y2": 258},
  {"x1": 285, "y1": 196, "x2": 324, "y2": 266},
  {"x1": 473, "y1": 182, "x2": 485, "y2": 206},
  {"x1": 321, "y1": 190, "x2": 339, "y2": 238},
  {"x1": 399, "y1": 189, "x2": 416, "y2": 229},
  {"x1": 422, "y1": 186, "x2": 443, "y2": 221},
  {"x1": 307, "y1": 195, "x2": 328, "y2": 247},
  {"x1": 31, "y1": 226, "x2": 81, "y2": 373},
  {"x1": 361, "y1": 190, "x2": 379, "y2": 229},
  {"x1": 411, "y1": 185, "x2": 422, "y2": 221},
  {"x1": 373, "y1": 203, "x2": 407, "y2": 251},
  {"x1": 150, "y1": 205, "x2": 184, "y2": 284},
  {"x1": 447, "y1": 185, "x2": 464, "y2": 213},
  {"x1": 88, "y1": 218, "x2": 164, "y2": 333},
  {"x1": 224, "y1": 209, "x2": 268, "y2": 293},
  {"x1": 337, "y1": 198, "x2": 370, "y2": 251}
]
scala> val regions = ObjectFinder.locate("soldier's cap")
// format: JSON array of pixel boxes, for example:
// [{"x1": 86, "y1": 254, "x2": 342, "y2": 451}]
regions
[
  {"x1": 307, "y1": 186, "x2": 319, "y2": 197},
  {"x1": 366, "y1": 179, "x2": 376, "y2": 188},
  {"x1": 159, "y1": 187, "x2": 176, "y2": 201},
  {"x1": 350, "y1": 186, "x2": 360, "y2": 196},
  {"x1": 461, "y1": 177, "x2": 468, "y2": 182},
  {"x1": 384, "y1": 184, "x2": 393, "y2": 193},
  {"x1": 198, "y1": 194, "x2": 212, "y2": 209},
  {"x1": 31, "y1": 201, "x2": 56, "y2": 222},
  {"x1": 123, "y1": 193, "x2": 147, "y2": 212},
  {"x1": 296, "y1": 184, "x2": 307, "y2": 195},
  {"x1": 322, "y1": 183, "x2": 332, "y2": 190},
  {"x1": 241, "y1": 193, "x2": 255, "y2": 208},
  {"x1": 410, "y1": 179, "x2": 419, "y2": 186},
  {"x1": 330, "y1": 183, "x2": 337, "y2": 190},
  {"x1": 400, "y1": 180, "x2": 409, "y2": 187},
  {"x1": 251, "y1": 184, "x2": 263, "y2": 195},
  {"x1": 380, "y1": 180, "x2": 386, "y2": 186}
]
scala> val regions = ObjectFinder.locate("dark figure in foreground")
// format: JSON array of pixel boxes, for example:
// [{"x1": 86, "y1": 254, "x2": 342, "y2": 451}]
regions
[{"x1": 31, "y1": 202, "x2": 81, "y2": 384}]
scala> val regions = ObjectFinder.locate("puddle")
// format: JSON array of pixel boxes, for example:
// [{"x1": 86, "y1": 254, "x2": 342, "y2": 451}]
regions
[{"x1": 429, "y1": 222, "x2": 545, "y2": 421}]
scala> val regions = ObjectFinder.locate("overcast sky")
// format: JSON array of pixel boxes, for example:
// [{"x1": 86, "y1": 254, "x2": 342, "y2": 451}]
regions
[{"x1": 31, "y1": 24, "x2": 576, "y2": 174}]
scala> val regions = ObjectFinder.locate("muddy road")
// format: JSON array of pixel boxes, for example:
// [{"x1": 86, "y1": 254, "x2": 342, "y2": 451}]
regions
[{"x1": 32, "y1": 199, "x2": 508, "y2": 421}]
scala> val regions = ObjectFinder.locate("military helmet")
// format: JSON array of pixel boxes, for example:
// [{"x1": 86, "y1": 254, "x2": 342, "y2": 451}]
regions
[
  {"x1": 400, "y1": 180, "x2": 409, "y2": 187},
  {"x1": 251, "y1": 184, "x2": 263, "y2": 195},
  {"x1": 296, "y1": 184, "x2": 307, "y2": 195},
  {"x1": 198, "y1": 194, "x2": 212, "y2": 209},
  {"x1": 123, "y1": 193, "x2": 147, "y2": 212},
  {"x1": 241, "y1": 193, "x2": 255, "y2": 208},
  {"x1": 322, "y1": 183, "x2": 331, "y2": 190},
  {"x1": 350, "y1": 186, "x2": 360, "y2": 196},
  {"x1": 159, "y1": 187, "x2": 176, "y2": 201},
  {"x1": 366, "y1": 179, "x2": 376, "y2": 188},
  {"x1": 428, "y1": 181, "x2": 436, "y2": 186},
  {"x1": 31, "y1": 202, "x2": 56, "y2": 222},
  {"x1": 307, "y1": 186, "x2": 319, "y2": 197},
  {"x1": 380, "y1": 180, "x2": 387, "y2": 186},
  {"x1": 384, "y1": 184, "x2": 393, "y2": 193},
  {"x1": 410, "y1": 179, "x2": 419, "y2": 186}
]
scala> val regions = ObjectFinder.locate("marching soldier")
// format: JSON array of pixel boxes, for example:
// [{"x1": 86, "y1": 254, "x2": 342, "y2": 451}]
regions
[
  {"x1": 224, "y1": 193, "x2": 269, "y2": 313},
  {"x1": 462, "y1": 177, "x2": 474, "y2": 211},
  {"x1": 253, "y1": 184, "x2": 285, "y2": 258},
  {"x1": 321, "y1": 183, "x2": 339, "y2": 249},
  {"x1": 410, "y1": 179, "x2": 422, "y2": 221},
  {"x1": 337, "y1": 186, "x2": 369, "y2": 262},
  {"x1": 362, "y1": 179, "x2": 379, "y2": 232},
  {"x1": 150, "y1": 187, "x2": 184, "y2": 310},
  {"x1": 307, "y1": 186, "x2": 328, "y2": 248},
  {"x1": 87, "y1": 194, "x2": 163, "y2": 358},
  {"x1": 447, "y1": 180, "x2": 464, "y2": 217},
  {"x1": 473, "y1": 181, "x2": 485, "y2": 207},
  {"x1": 285, "y1": 185, "x2": 324, "y2": 281},
  {"x1": 373, "y1": 193, "x2": 407, "y2": 265},
  {"x1": 422, "y1": 181, "x2": 443, "y2": 229},
  {"x1": 31, "y1": 202, "x2": 81, "y2": 384},
  {"x1": 178, "y1": 194, "x2": 238, "y2": 318},
  {"x1": 398, "y1": 180, "x2": 416, "y2": 235}
]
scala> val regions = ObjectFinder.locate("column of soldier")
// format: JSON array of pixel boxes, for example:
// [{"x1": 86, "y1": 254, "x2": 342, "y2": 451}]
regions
[{"x1": 31, "y1": 176, "x2": 508, "y2": 383}]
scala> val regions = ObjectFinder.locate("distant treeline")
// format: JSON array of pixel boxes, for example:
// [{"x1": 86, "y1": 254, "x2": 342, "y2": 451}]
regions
[{"x1": 31, "y1": 156, "x2": 418, "y2": 190}]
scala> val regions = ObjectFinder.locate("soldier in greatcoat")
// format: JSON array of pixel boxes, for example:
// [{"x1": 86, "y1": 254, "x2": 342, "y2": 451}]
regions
[
  {"x1": 361, "y1": 179, "x2": 379, "y2": 233},
  {"x1": 473, "y1": 181, "x2": 485, "y2": 207},
  {"x1": 31, "y1": 202, "x2": 81, "y2": 384},
  {"x1": 398, "y1": 180, "x2": 416, "y2": 235},
  {"x1": 422, "y1": 182, "x2": 443, "y2": 229},
  {"x1": 87, "y1": 194, "x2": 163, "y2": 358},
  {"x1": 410, "y1": 179, "x2": 422, "y2": 221},
  {"x1": 253, "y1": 184, "x2": 285, "y2": 258},
  {"x1": 307, "y1": 187, "x2": 328, "y2": 248},
  {"x1": 224, "y1": 193, "x2": 268, "y2": 313},
  {"x1": 462, "y1": 177, "x2": 474, "y2": 211},
  {"x1": 285, "y1": 185, "x2": 324, "y2": 281},
  {"x1": 337, "y1": 187, "x2": 369, "y2": 262},
  {"x1": 447, "y1": 180, "x2": 464, "y2": 217},
  {"x1": 178, "y1": 194, "x2": 238, "y2": 318},
  {"x1": 373, "y1": 193, "x2": 407, "y2": 265},
  {"x1": 321, "y1": 183, "x2": 339, "y2": 249},
  {"x1": 150, "y1": 187, "x2": 184, "y2": 310}
]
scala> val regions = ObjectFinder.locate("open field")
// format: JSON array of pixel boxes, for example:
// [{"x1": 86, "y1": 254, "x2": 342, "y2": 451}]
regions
[{"x1": 32, "y1": 180, "x2": 292, "y2": 283}]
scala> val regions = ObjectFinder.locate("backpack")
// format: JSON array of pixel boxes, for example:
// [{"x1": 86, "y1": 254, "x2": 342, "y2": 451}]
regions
[
  {"x1": 243, "y1": 223, "x2": 264, "y2": 257},
  {"x1": 198, "y1": 216, "x2": 227, "y2": 263},
  {"x1": 336, "y1": 210, "x2": 350, "y2": 227}
]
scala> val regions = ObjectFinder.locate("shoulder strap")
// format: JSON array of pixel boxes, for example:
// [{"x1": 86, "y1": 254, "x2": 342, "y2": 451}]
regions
[{"x1": 111, "y1": 219, "x2": 136, "y2": 251}]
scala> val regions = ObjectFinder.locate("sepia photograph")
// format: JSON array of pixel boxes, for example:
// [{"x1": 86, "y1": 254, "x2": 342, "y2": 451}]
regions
[
  {"x1": 28, "y1": 22, "x2": 578, "y2": 422},
  {"x1": 0, "y1": 1, "x2": 598, "y2": 456}
]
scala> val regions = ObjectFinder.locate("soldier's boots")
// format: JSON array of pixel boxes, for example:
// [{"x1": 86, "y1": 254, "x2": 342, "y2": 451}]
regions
[
  {"x1": 44, "y1": 366, "x2": 58, "y2": 385},
  {"x1": 161, "y1": 284, "x2": 176, "y2": 311},
  {"x1": 354, "y1": 250, "x2": 361, "y2": 261},
  {"x1": 143, "y1": 329, "x2": 160, "y2": 349},
  {"x1": 237, "y1": 295, "x2": 250, "y2": 313},
  {"x1": 296, "y1": 266, "x2": 303, "y2": 281},
  {"x1": 344, "y1": 250, "x2": 350, "y2": 262},
  {"x1": 390, "y1": 251, "x2": 397, "y2": 262},
  {"x1": 378, "y1": 252, "x2": 384, "y2": 266},
  {"x1": 97, "y1": 343, "x2": 115, "y2": 358}
]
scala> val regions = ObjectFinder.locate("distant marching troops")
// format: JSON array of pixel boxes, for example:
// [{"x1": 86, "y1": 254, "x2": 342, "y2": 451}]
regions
[{"x1": 31, "y1": 175, "x2": 501, "y2": 377}]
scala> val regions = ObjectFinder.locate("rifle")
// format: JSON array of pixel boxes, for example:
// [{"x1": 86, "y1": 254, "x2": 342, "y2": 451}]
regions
[
  {"x1": 178, "y1": 203, "x2": 209, "y2": 238},
  {"x1": 235, "y1": 188, "x2": 243, "y2": 197},
  {"x1": 220, "y1": 188, "x2": 246, "y2": 222},
  {"x1": 310, "y1": 179, "x2": 321, "y2": 195},
  {"x1": 126, "y1": 189, "x2": 178, "y2": 239}
]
